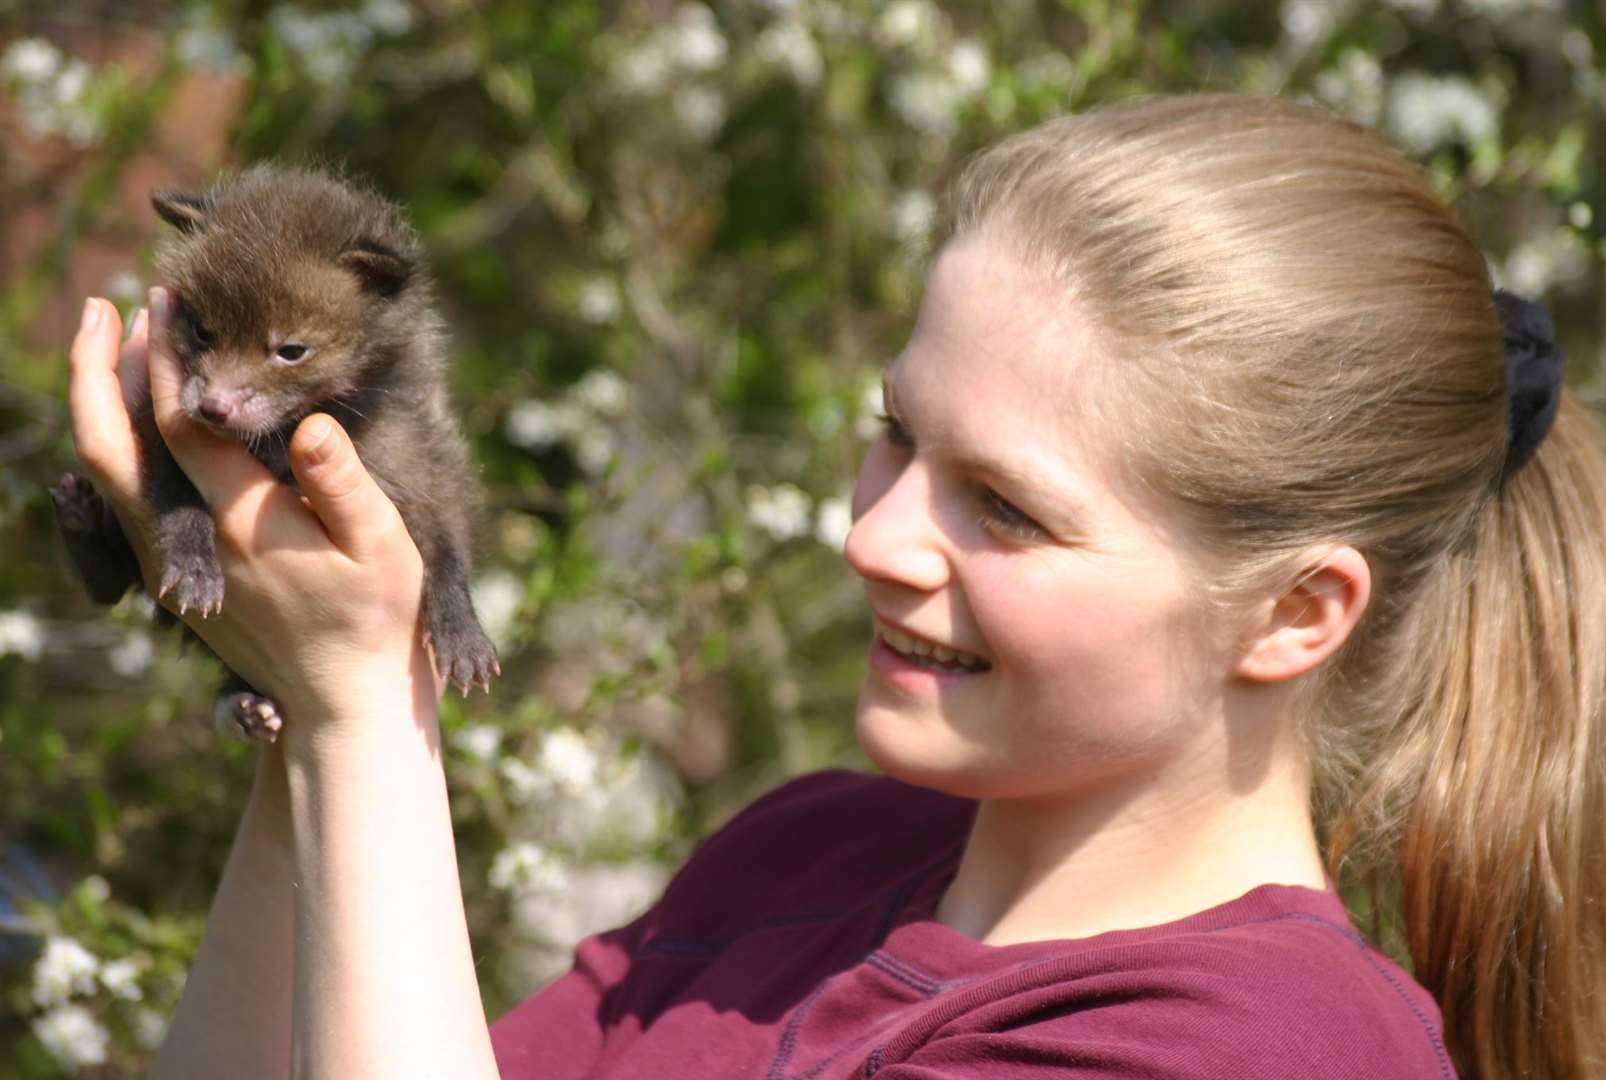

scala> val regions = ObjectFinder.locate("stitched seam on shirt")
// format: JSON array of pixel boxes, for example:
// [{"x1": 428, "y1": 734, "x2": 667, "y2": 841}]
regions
[
  {"x1": 865, "y1": 952, "x2": 944, "y2": 996},
  {"x1": 764, "y1": 978, "x2": 832, "y2": 1080},
  {"x1": 1208, "y1": 913, "x2": 1453, "y2": 1080}
]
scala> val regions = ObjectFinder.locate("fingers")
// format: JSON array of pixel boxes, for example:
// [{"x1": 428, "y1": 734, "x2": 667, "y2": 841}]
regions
[
  {"x1": 289, "y1": 413, "x2": 407, "y2": 561},
  {"x1": 67, "y1": 298, "x2": 138, "y2": 501},
  {"x1": 144, "y1": 286, "x2": 278, "y2": 519},
  {"x1": 116, "y1": 306, "x2": 150, "y2": 412}
]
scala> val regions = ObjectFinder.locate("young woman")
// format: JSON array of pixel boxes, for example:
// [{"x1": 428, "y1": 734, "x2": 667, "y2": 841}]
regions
[{"x1": 66, "y1": 94, "x2": 1603, "y2": 1078}]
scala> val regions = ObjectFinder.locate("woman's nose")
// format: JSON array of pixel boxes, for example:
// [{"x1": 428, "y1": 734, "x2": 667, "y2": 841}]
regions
[{"x1": 843, "y1": 449, "x2": 950, "y2": 592}]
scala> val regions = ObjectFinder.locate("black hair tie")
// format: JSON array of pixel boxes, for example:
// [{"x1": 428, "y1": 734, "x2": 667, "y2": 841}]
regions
[{"x1": 1494, "y1": 288, "x2": 1565, "y2": 479}]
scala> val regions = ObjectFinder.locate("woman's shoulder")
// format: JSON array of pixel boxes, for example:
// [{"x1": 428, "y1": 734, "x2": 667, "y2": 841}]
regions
[
  {"x1": 649, "y1": 769, "x2": 975, "y2": 934},
  {"x1": 879, "y1": 883, "x2": 1455, "y2": 1079}
]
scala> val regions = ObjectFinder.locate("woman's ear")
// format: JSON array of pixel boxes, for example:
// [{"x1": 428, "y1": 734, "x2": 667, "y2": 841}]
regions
[{"x1": 1234, "y1": 546, "x2": 1371, "y2": 683}]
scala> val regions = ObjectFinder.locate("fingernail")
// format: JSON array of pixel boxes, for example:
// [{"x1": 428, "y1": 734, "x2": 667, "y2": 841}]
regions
[
  {"x1": 147, "y1": 286, "x2": 168, "y2": 323},
  {"x1": 126, "y1": 307, "x2": 148, "y2": 341},
  {"x1": 79, "y1": 298, "x2": 102, "y2": 334}
]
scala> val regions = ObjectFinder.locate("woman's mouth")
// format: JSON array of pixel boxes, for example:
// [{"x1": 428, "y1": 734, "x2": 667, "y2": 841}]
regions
[{"x1": 876, "y1": 621, "x2": 990, "y2": 673}]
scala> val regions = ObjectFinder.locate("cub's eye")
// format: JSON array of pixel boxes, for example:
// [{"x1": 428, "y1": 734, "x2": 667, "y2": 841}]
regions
[
  {"x1": 274, "y1": 343, "x2": 314, "y2": 363},
  {"x1": 189, "y1": 319, "x2": 214, "y2": 349}
]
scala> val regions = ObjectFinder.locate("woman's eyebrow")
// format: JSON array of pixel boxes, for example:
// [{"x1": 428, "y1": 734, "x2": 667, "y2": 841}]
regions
[{"x1": 881, "y1": 368, "x2": 1094, "y2": 532}]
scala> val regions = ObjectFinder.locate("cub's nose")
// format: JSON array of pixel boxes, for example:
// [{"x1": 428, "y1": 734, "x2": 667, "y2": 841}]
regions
[{"x1": 198, "y1": 396, "x2": 234, "y2": 424}]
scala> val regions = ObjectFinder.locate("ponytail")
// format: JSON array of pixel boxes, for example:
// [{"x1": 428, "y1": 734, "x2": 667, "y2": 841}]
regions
[
  {"x1": 1327, "y1": 395, "x2": 1606, "y2": 1077},
  {"x1": 948, "y1": 93, "x2": 1606, "y2": 1077}
]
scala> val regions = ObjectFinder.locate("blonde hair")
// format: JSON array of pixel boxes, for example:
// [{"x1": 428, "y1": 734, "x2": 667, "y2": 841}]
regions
[{"x1": 946, "y1": 94, "x2": 1606, "y2": 1078}]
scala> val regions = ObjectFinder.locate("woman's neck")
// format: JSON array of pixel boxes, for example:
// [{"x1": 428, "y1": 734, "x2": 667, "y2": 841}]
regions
[{"x1": 934, "y1": 743, "x2": 1328, "y2": 946}]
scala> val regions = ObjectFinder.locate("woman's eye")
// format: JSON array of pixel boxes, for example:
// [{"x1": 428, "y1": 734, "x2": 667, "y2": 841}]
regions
[
  {"x1": 274, "y1": 343, "x2": 312, "y2": 363},
  {"x1": 877, "y1": 412, "x2": 914, "y2": 449},
  {"x1": 979, "y1": 488, "x2": 1045, "y2": 541}
]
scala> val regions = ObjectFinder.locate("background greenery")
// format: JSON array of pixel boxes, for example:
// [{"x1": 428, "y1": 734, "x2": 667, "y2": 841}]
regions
[{"x1": 1, "y1": 0, "x2": 1602, "y2": 1074}]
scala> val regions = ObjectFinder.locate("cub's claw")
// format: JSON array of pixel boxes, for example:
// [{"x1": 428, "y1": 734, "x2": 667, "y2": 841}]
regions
[
  {"x1": 425, "y1": 623, "x2": 500, "y2": 696},
  {"x1": 158, "y1": 553, "x2": 225, "y2": 617}
]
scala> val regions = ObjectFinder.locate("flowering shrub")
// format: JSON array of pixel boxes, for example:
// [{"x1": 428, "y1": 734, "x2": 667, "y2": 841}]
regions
[{"x1": 2, "y1": 1, "x2": 1602, "y2": 1073}]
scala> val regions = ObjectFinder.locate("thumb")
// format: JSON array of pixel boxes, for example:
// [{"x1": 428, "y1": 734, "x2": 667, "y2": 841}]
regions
[{"x1": 290, "y1": 414, "x2": 403, "y2": 559}]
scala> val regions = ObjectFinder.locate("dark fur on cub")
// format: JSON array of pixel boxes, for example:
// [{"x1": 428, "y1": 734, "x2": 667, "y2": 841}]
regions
[{"x1": 52, "y1": 164, "x2": 497, "y2": 741}]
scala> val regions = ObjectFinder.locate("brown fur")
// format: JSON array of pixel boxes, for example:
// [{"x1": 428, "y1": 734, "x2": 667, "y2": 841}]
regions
[{"x1": 53, "y1": 164, "x2": 497, "y2": 739}]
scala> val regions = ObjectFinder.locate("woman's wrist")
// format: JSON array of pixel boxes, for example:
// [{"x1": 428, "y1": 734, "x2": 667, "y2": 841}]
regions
[{"x1": 271, "y1": 638, "x2": 444, "y2": 765}]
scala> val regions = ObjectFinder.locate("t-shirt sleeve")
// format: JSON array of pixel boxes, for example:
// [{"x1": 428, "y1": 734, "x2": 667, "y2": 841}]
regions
[{"x1": 490, "y1": 770, "x2": 925, "y2": 1076}]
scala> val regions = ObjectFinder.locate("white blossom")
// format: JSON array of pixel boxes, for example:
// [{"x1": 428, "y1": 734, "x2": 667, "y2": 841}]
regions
[
  {"x1": 948, "y1": 39, "x2": 990, "y2": 96},
  {"x1": 878, "y1": 0, "x2": 941, "y2": 48},
  {"x1": 540, "y1": 727, "x2": 603, "y2": 795},
  {"x1": 31, "y1": 1004, "x2": 108, "y2": 1069},
  {"x1": 572, "y1": 368, "x2": 631, "y2": 416},
  {"x1": 1313, "y1": 47, "x2": 1384, "y2": 124},
  {"x1": 612, "y1": 40, "x2": 673, "y2": 94},
  {"x1": 99, "y1": 957, "x2": 144, "y2": 1002},
  {"x1": 1499, "y1": 227, "x2": 1589, "y2": 298},
  {"x1": 104, "y1": 270, "x2": 144, "y2": 305},
  {"x1": 1280, "y1": 0, "x2": 1343, "y2": 47},
  {"x1": 470, "y1": 568, "x2": 523, "y2": 649},
  {"x1": 132, "y1": 1006, "x2": 169, "y2": 1051},
  {"x1": 577, "y1": 278, "x2": 622, "y2": 324},
  {"x1": 451, "y1": 722, "x2": 503, "y2": 764},
  {"x1": 489, "y1": 841, "x2": 568, "y2": 893},
  {"x1": 511, "y1": 861, "x2": 669, "y2": 982},
  {"x1": 360, "y1": 0, "x2": 414, "y2": 35},
  {"x1": 747, "y1": 483, "x2": 812, "y2": 541},
  {"x1": 887, "y1": 71, "x2": 963, "y2": 136},
  {"x1": 174, "y1": 16, "x2": 250, "y2": 74},
  {"x1": 815, "y1": 495, "x2": 854, "y2": 550},
  {"x1": 2, "y1": 38, "x2": 62, "y2": 84},
  {"x1": 674, "y1": 85, "x2": 726, "y2": 139},
  {"x1": 5, "y1": 44, "x2": 102, "y2": 146},
  {"x1": 504, "y1": 399, "x2": 566, "y2": 450},
  {"x1": 1016, "y1": 51, "x2": 1074, "y2": 90},
  {"x1": 109, "y1": 628, "x2": 154, "y2": 677},
  {"x1": 574, "y1": 426, "x2": 618, "y2": 475},
  {"x1": 889, "y1": 189, "x2": 936, "y2": 244},
  {"x1": 0, "y1": 610, "x2": 44, "y2": 661},
  {"x1": 1385, "y1": 73, "x2": 1498, "y2": 153},
  {"x1": 500, "y1": 757, "x2": 554, "y2": 804},
  {"x1": 757, "y1": 21, "x2": 824, "y2": 88},
  {"x1": 31, "y1": 937, "x2": 99, "y2": 1008},
  {"x1": 670, "y1": 5, "x2": 728, "y2": 72},
  {"x1": 269, "y1": 6, "x2": 373, "y2": 85}
]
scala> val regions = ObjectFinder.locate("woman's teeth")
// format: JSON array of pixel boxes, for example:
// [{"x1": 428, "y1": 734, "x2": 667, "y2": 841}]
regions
[{"x1": 879, "y1": 625, "x2": 988, "y2": 671}]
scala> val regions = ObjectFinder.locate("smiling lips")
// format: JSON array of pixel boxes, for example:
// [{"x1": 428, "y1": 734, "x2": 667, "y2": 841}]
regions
[{"x1": 876, "y1": 618, "x2": 990, "y2": 672}]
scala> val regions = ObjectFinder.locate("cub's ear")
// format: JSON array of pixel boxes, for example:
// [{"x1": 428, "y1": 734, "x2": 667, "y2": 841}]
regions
[
  {"x1": 338, "y1": 239, "x2": 413, "y2": 298},
  {"x1": 151, "y1": 191, "x2": 210, "y2": 234}
]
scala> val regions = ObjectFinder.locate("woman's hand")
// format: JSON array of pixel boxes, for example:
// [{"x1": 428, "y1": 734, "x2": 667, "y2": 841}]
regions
[{"x1": 68, "y1": 289, "x2": 443, "y2": 733}]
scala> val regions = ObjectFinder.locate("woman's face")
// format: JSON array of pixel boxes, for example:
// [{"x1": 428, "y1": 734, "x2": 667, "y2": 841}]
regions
[{"x1": 846, "y1": 236, "x2": 1239, "y2": 803}]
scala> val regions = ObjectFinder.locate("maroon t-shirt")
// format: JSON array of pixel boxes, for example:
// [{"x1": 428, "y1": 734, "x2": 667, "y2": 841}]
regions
[{"x1": 491, "y1": 770, "x2": 1454, "y2": 1079}]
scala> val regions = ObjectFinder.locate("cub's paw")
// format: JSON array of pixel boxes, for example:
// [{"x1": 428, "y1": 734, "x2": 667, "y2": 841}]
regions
[
  {"x1": 157, "y1": 550, "x2": 225, "y2": 618},
  {"x1": 213, "y1": 691, "x2": 283, "y2": 744},
  {"x1": 424, "y1": 621, "x2": 501, "y2": 696},
  {"x1": 50, "y1": 472, "x2": 104, "y2": 534}
]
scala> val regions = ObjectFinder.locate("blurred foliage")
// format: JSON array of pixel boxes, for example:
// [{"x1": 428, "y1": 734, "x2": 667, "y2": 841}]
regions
[{"x1": 1, "y1": 0, "x2": 1603, "y2": 1073}]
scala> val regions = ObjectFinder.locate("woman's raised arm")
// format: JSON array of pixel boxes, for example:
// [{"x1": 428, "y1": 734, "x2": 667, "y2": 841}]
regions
[{"x1": 69, "y1": 292, "x2": 498, "y2": 1077}]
